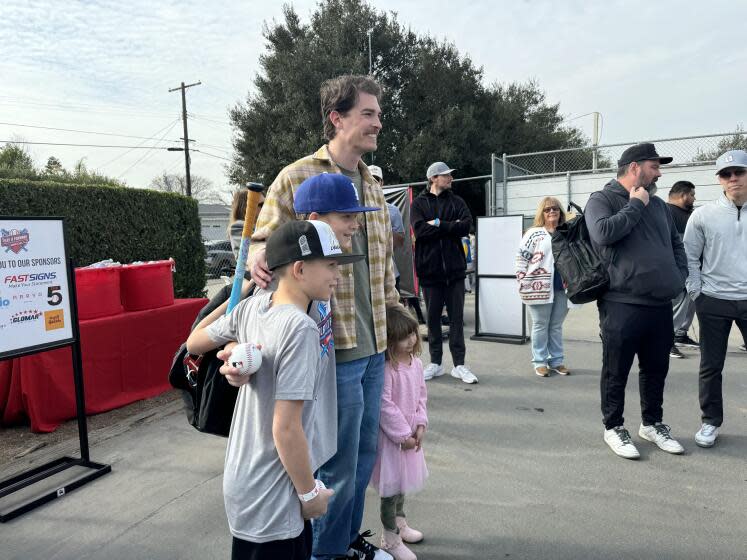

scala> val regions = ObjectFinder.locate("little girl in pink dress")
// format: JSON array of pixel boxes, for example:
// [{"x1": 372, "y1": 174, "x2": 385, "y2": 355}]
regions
[{"x1": 370, "y1": 306, "x2": 429, "y2": 560}]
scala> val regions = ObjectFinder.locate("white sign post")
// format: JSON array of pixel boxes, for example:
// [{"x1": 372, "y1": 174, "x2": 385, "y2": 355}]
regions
[{"x1": 0, "y1": 217, "x2": 110, "y2": 523}]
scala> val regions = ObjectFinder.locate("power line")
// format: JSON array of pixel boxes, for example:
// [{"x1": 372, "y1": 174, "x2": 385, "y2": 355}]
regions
[
  {"x1": 192, "y1": 149, "x2": 231, "y2": 161},
  {"x1": 0, "y1": 96, "x2": 179, "y2": 119},
  {"x1": 0, "y1": 121, "x2": 182, "y2": 143},
  {"x1": 0, "y1": 139, "x2": 177, "y2": 149},
  {"x1": 99, "y1": 119, "x2": 181, "y2": 169},
  {"x1": 118, "y1": 121, "x2": 181, "y2": 178}
]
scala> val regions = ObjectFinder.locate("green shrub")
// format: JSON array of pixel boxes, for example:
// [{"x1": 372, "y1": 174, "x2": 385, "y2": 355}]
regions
[{"x1": 0, "y1": 179, "x2": 206, "y2": 298}]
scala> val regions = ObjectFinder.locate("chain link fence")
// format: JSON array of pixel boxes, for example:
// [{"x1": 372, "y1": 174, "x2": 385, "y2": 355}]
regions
[
  {"x1": 199, "y1": 204, "x2": 235, "y2": 299},
  {"x1": 503, "y1": 131, "x2": 747, "y2": 177}
]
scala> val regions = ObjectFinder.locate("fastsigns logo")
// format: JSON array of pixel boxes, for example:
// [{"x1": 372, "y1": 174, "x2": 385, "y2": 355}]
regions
[
  {"x1": 1, "y1": 228, "x2": 30, "y2": 254},
  {"x1": 4, "y1": 272, "x2": 57, "y2": 284},
  {"x1": 10, "y1": 309, "x2": 42, "y2": 324}
]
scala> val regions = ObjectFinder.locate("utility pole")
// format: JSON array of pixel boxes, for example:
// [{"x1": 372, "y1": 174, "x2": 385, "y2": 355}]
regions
[
  {"x1": 592, "y1": 111, "x2": 600, "y2": 171},
  {"x1": 168, "y1": 80, "x2": 201, "y2": 197}
]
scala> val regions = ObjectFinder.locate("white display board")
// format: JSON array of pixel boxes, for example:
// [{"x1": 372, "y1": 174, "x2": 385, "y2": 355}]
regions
[
  {"x1": 476, "y1": 214, "x2": 524, "y2": 276},
  {"x1": 0, "y1": 218, "x2": 74, "y2": 358},
  {"x1": 473, "y1": 215, "x2": 527, "y2": 342}
]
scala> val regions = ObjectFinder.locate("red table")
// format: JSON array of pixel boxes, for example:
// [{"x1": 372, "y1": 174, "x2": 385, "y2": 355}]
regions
[{"x1": 0, "y1": 298, "x2": 206, "y2": 432}]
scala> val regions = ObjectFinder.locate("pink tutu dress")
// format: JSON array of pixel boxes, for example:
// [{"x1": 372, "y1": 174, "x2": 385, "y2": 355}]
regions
[{"x1": 370, "y1": 356, "x2": 429, "y2": 498}]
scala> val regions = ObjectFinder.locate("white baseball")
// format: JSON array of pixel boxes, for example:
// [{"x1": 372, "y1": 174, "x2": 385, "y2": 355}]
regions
[{"x1": 228, "y1": 343, "x2": 262, "y2": 376}]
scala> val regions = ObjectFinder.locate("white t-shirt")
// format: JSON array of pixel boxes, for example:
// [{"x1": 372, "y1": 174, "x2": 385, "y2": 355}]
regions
[{"x1": 206, "y1": 292, "x2": 322, "y2": 543}]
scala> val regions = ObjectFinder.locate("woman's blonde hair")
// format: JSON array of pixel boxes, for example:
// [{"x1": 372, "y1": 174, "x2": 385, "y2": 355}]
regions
[
  {"x1": 385, "y1": 305, "x2": 421, "y2": 364},
  {"x1": 532, "y1": 196, "x2": 567, "y2": 228}
]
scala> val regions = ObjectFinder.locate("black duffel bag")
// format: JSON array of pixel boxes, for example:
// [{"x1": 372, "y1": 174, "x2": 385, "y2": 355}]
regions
[{"x1": 551, "y1": 201, "x2": 609, "y2": 304}]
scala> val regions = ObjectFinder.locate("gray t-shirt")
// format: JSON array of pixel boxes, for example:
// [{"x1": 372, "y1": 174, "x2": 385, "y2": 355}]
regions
[
  {"x1": 206, "y1": 291, "x2": 323, "y2": 543},
  {"x1": 335, "y1": 166, "x2": 377, "y2": 363}
]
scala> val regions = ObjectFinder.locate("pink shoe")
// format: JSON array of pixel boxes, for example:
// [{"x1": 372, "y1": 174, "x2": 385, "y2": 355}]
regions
[
  {"x1": 396, "y1": 516, "x2": 424, "y2": 543},
  {"x1": 381, "y1": 529, "x2": 417, "y2": 560}
]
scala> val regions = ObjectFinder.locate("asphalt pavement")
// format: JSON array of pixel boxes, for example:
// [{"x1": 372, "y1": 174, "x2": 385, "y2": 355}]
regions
[{"x1": 2, "y1": 295, "x2": 746, "y2": 559}]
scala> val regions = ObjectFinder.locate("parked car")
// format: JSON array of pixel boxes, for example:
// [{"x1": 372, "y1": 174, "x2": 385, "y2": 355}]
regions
[{"x1": 204, "y1": 239, "x2": 235, "y2": 278}]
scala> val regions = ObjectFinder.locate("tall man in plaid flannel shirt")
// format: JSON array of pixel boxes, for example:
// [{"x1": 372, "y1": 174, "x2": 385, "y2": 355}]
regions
[{"x1": 249, "y1": 75, "x2": 400, "y2": 560}]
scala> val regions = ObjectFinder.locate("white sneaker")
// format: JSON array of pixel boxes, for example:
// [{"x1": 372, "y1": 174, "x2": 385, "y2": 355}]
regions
[
  {"x1": 638, "y1": 423, "x2": 685, "y2": 454},
  {"x1": 604, "y1": 426, "x2": 640, "y2": 459},
  {"x1": 423, "y1": 362, "x2": 443, "y2": 381},
  {"x1": 694, "y1": 423, "x2": 720, "y2": 448},
  {"x1": 451, "y1": 365, "x2": 478, "y2": 384}
]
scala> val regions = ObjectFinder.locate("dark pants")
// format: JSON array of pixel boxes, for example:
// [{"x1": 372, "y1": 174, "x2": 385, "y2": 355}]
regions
[
  {"x1": 695, "y1": 295, "x2": 747, "y2": 427},
  {"x1": 597, "y1": 300, "x2": 673, "y2": 430},
  {"x1": 231, "y1": 522, "x2": 312, "y2": 560},
  {"x1": 422, "y1": 281, "x2": 465, "y2": 366}
]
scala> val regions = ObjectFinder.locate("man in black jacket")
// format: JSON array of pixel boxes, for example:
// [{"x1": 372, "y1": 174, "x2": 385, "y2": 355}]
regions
[
  {"x1": 585, "y1": 143, "x2": 687, "y2": 460},
  {"x1": 666, "y1": 181, "x2": 698, "y2": 359},
  {"x1": 412, "y1": 161, "x2": 477, "y2": 384}
]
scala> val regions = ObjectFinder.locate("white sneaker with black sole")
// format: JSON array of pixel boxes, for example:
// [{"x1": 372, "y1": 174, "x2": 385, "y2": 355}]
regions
[
  {"x1": 604, "y1": 426, "x2": 640, "y2": 459},
  {"x1": 638, "y1": 422, "x2": 685, "y2": 454},
  {"x1": 694, "y1": 423, "x2": 720, "y2": 447},
  {"x1": 423, "y1": 362, "x2": 443, "y2": 381}
]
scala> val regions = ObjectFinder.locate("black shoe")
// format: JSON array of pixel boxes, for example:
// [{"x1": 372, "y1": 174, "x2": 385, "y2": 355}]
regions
[
  {"x1": 348, "y1": 530, "x2": 391, "y2": 559},
  {"x1": 674, "y1": 334, "x2": 699, "y2": 348},
  {"x1": 669, "y1": 346, "x2": 685, "y2": 359}
]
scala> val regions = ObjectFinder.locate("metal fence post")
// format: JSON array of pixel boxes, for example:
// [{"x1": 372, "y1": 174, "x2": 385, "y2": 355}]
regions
[
  {"x1": 566, "y1": 171, "x2": 572, "y2": 206},
  {"x1": 502, "y1": 153, "x2": 508, "y2": 216},
  {"x1": 489, "y1": 153, "x2": 496, "y2": 216}
]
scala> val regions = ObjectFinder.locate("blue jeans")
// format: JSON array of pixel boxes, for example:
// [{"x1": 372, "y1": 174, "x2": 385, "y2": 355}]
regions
[
  {"x1": 312, "y1": 352, "x2": 385, "y2": 559},
  {"x1": 527, "y1": 290, "x2": 569, "y2": 368}
]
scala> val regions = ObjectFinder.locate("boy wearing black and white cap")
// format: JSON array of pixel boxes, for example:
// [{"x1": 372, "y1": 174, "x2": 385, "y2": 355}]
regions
[
  {"x1": 684, "y1": 149, "x2": 747, "y2": 448},
  {"x1": 187, "y1": 220, "x2": 363, "y2": 559},
  {"x1": 411, "y1": 161, "x2": 477, "y2": 384}
]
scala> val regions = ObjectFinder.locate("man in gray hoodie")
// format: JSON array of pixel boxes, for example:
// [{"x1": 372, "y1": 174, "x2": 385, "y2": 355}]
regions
[
  {"x1": 585, "y1": 143, "x2": 688, "y2": 460},
  {"x1": 684, "y1": 149, "x2": 747, "y2": 448}
]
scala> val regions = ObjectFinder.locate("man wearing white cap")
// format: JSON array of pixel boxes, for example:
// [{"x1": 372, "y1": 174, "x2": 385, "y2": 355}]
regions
[
  {"x1": 684, "y1": 149, "x2": 747, "y2": 448},
  {"x1": 411, "y1": 161, "x2": 477, "y2": 384}
]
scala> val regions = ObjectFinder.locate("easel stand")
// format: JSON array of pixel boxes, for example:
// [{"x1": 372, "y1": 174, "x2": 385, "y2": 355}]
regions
[{"x1": 0, "y1": 250, "x2": 111, "y2": 522}]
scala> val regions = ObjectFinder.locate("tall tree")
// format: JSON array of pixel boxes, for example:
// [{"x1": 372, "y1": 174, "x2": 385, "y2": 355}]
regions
[
  {"x1": 150, "y1": 172, "x2": 229, "y2": 204},
  {"x1": 229, "y1": 0, "x2": 589, "y2": 215},
  {"x1": 0, "y1": 144, "x2": 36, "y2": 177},
  {"x1": 44, "y1": 156, "x2": 65, "y2": 176}
]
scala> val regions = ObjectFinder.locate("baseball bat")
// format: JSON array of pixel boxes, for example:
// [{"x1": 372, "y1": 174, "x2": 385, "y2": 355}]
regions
[{"x1": 226, "y1": 182, "x2": 264, "y2": 314}]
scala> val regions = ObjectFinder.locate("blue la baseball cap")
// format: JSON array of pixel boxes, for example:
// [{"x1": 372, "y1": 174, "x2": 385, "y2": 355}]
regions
[{"x1": 293, "y1": 173, "x2": 380, "y2": 214}]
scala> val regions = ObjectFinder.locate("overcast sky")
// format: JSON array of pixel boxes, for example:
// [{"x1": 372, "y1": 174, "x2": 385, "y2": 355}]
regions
[{"x1": 1, "y1": 0, "x2": 744, "y2": 198}]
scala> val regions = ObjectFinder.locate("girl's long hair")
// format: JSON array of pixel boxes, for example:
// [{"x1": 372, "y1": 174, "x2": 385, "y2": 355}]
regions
[{"x1": 385, "y1": 305, "x2": 421, "y2": 365}]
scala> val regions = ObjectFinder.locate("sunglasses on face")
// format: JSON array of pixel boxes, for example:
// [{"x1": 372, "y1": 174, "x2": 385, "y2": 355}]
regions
[
  {"x1": 543, "y1": 206, "x2": 560, "y2": 213},
  {"x1": 718, "y1": 168, "x2": 746, "y2": 179}
]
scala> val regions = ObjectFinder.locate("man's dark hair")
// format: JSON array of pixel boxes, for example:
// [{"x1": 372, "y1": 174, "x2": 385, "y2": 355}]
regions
[
  {"x1": 669, "y1": 180, "x2": 695, "y2": 198},
  {"x1": 617, "y1": 163, "x2": 631, "y2": 178},
  {"x1": 320, "y1": 75, "x2": 382, "y2": 141}
]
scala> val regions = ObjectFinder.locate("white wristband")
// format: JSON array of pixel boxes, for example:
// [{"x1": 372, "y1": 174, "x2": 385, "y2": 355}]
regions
[{"x1": 298, "y1": 479, "x2": 325, "y2": 502}]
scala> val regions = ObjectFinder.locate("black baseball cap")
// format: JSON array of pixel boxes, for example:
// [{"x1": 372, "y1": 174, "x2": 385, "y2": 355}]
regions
[
  {"x1": 617, "y1": 143, "x2": 673, "y2": 167},
  {"x1": 266, "y1": 220, "x2": 364, "y2": 271}
]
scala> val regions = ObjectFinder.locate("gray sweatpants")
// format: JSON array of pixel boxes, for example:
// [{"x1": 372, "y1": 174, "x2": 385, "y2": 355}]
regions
[{"x1": 672, "y1": 289, "x2": 696, "y2": 338}]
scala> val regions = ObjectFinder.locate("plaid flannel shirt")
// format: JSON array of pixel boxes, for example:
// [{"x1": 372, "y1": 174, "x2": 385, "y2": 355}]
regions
[{"x1": 250, "y1": 145, "x2": 399, "y2": 353}]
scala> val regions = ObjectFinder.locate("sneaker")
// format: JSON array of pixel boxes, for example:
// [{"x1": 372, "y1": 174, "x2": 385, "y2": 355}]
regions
[
  {"x1": 739, "y1": 344, "x2": 746, "y2": 352},
  {"x1": 638, "y1": 423, "x2": 685, "y2": 454},
  {"x1": 349, "y1": 531, "x2": 394, "y2": 560},
  {"x1": 423, "y1": 363, "x2": 443, "y2": 381},
  {"x1": 674, "y1": 334, "x2": 699, "y2": 348},
  {"x1": 534, "y1": 366, "x2": 550, "y2": 377},
  {"x1": 451, "y1": 365, "x2": 478, "y2": 384},
  {"x1": 694, "y1": 423, "x2": 720, "y2": 448},
  {"x1": 551, "y1": 365, "x2": 571, "y2": 375},
  {"x1": 603, "y1": 426, "x2": 640, "y2": 459},
  {"x1": 669, "y1": 346, "x2": 685, "y2": 359}
]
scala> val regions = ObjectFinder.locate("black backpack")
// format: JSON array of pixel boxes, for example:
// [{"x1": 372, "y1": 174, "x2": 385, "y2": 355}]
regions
[
  {"x1": 551, "y1": 201, "x2": 609, "y2": 304},
  {"x1": 168, "y1": 280, "x2": 253, "y2": 437}
]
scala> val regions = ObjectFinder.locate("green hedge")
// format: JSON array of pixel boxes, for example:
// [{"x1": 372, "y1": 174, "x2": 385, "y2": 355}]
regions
[{"x1": 0, "y1": 179, "x2": 206, "y2": 298}]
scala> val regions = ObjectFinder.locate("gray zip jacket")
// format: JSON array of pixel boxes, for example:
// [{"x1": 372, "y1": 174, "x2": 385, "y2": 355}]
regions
[{"x1": 683, "y1": 193, "x2": 747, "y2": 301}]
